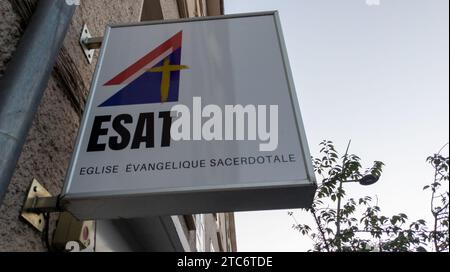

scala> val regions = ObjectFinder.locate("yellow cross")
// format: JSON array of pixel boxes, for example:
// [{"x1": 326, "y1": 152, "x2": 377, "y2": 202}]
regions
[{"x1": 148, "y1": 57, "x2": 188, "y2": 102}]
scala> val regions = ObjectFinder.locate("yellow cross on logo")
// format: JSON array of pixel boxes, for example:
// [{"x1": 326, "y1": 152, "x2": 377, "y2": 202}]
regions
[{"x1": 148, "y1": 57, "x2": 189, "y2": 102}]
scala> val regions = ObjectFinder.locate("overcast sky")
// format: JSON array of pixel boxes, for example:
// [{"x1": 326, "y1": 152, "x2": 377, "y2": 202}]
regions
[{"x1": 225, "y1": 0, "x2": 449, "y2": 252}]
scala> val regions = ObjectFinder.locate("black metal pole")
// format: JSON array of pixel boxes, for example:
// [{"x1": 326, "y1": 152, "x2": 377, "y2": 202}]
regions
[
  {"x1": 336, "y1": 180, "x2": 343, "y2": 251},
  {"x1": 0, "y1": 0, "x2": 76, "y2": 205},
  {"x1": 336, "y1": 140, "x2": 352, "y2": 252}
]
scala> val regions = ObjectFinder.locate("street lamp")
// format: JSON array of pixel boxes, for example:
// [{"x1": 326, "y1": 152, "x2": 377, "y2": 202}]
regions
[
  {"x1": 342, "y1": 174, "x2": 380, "y2": 186},
  {"x1": 336, "y1": 174, "x2": 380, "y2": 251}
]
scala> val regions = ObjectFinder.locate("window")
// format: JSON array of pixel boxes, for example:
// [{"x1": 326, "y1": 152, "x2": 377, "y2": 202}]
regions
[{"x1": 140, "y1": 0, "x2": 164, "y2": 21}]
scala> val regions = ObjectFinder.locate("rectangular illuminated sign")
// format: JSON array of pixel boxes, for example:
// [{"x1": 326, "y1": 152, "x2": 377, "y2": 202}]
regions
[{"x1": 61, "y1": 12, "x2": 316, "y2": 220}]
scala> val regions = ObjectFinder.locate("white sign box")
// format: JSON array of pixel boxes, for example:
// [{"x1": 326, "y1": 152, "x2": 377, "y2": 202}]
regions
[{"x1": 61, "y1": 12, "x2": 316, "y2": 220}]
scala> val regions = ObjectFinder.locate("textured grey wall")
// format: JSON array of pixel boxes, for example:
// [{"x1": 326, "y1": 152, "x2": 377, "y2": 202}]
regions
[
  {"x1": 0, "y1": 1, "x2": 22, "y2": 78},
  {"x1": 0, "y1": 0, "x2": 143, "y2": 252}
]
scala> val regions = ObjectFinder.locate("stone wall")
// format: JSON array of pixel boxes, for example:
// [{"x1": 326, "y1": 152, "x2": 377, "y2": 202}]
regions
[{"x1": 0, "y1": 0, "x2": 23, "y2": 78}]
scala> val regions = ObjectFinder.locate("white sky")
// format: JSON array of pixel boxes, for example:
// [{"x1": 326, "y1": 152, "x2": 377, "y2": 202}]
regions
[{"x1": 225, "y1": 0, "x2": 449, "y2": 252}]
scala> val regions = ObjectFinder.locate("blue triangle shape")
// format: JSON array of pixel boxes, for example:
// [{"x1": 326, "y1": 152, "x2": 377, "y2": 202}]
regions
[{"x1": 99, "y1": 48, "x2": 182, "y2": 107}]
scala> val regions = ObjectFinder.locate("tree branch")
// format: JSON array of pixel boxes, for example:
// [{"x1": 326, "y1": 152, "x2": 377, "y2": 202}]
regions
[{"x1": 311, "y1": 208, "x2": 331, "y2": 252}]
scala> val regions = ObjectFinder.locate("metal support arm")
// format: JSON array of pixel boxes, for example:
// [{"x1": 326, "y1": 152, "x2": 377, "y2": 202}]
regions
[
  {"x1": 79, "y1": 24, "x2": 103, "y2": 63},
  {"x1": 23, "y1": 195, "x2": 61, "y2": 214}
]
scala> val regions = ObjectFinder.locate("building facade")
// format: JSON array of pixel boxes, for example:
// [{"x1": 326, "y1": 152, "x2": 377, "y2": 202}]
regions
[{"x1": 0, "y1": 0, "x2": 236, "y2": 252}]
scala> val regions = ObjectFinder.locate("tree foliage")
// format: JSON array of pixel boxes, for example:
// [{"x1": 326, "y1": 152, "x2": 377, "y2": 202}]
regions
[{"x1": 289, "y1": 140, "x2": 449, "y2": 252}]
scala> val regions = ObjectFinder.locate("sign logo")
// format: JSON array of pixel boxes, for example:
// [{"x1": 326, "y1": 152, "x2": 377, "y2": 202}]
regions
[
  {"x1": 87, "y1": 31, "x2": 279, "y2": 153},
  {"x1": 100, "y1": 31, "x2": 188, "y2": 107}
]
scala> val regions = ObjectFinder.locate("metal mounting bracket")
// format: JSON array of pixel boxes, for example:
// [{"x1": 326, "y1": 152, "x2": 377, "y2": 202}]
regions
[
  {"x1": 79, "y1": 24, "x2": 103, "y2": 64},
  {"x1": 20, "y1": 179, "x2": 57, "y2": 232},
  {"x1": 52, "y1": 212, "x2": 95, "y2": 251}
]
